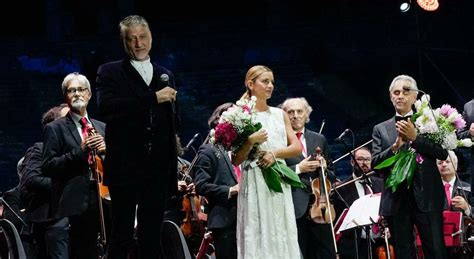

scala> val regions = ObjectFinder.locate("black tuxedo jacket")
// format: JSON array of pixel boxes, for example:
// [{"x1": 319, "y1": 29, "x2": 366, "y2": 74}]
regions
[
  {"x1": 96, "y1": 58, "x2": 178, "y2": 194},
  {"x1": 450, "y1": 178, "x2": 473, "y2": 216},
  {"x1": 458, "y1": 99, "x2": 474, "y2": 140},
  {"x1": 192, "y1": 144, "x2": 238, "y2": 229},
  {"x1": 285, "y1": 129, "x2": 335, "y2": 219},
  {"x1": 372, "y1": 117, "x2": 448, "y2": 216},
  {"x1": 458, "y1": 99, "x2": 474, "y2": 187},
  {"x1": 42, "y1": 114, "x2": 105, "y2": 218},
  {"x1": 19, "y1": 142, "x2": 53, "y2": 223},
  {"x1": 2, "y1": 186, "x2": 28, "y2": 232}
]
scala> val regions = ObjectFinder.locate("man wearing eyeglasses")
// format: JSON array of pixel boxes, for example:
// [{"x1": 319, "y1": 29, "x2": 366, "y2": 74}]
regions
[
  {"x1": 333, "y1": 147, "x2": 384, "y2": 259},
  {"x1": 42, "y1": 72, "x2": 106, "y2": 259},
  {"x1": 372, "y1": 75, "x2": 448, "y2": 259}
]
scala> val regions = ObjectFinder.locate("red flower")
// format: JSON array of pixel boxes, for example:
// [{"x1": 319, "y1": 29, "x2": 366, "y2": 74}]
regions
[{"x1": 214, "y1": 122, "x2": 238, "y2": 149}]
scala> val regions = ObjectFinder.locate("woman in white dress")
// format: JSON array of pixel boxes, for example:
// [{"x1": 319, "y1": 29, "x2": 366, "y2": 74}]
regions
[{"x1": 232, "y1": 65, "x2": 302, "y2": 259}]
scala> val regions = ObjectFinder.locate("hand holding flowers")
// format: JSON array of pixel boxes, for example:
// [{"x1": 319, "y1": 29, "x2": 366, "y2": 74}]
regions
[
  {"x1": 375, "y1": 94, "x2": 472, "y2": 192},
  {"x1": 210, "y1": 96, "x2": 304, "y2": 192}
]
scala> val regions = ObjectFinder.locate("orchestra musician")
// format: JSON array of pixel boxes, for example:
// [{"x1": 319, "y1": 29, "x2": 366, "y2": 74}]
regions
[
  {"x1": 42, "y1": 72, "x2": 106, "y2": 259},
  {"x1": 372, "y1": 75, "x2": 448, "y2": 259},
  {"x1": 282, "y1": 97, "x2": 337, "y2": 259},
  {"x1": 164, "y1": 135, "x2": 194, "y2": 226},
  {"x1": 437, "y1": 150, "x2": 473, "y2": 258},
  {"x1": 192, "y1": 102, "x2": 239, "y2": 259},
  {"x1": 333, "y1": 147, "x2": 384, "y2": 259}
]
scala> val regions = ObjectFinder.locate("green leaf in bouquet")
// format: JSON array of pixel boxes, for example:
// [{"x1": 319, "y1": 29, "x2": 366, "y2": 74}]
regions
[
  {"x1": 261, "y1": 160, "x2": 305, "y2": 193},
  {"x1": 404, "y1": 152, "x2": 417, "y2": 189},
  {"x1": 374, "y1": 152, "x2": 403, "y2": 170},
  {"x1": 262, "y1": 165, "x2": 283, "y2": 193},
  {"x1": 383, "y1": 150, "x2": 416, "y2": 192},
  {"x1": 272, "y1": 160, "x2": 305, "y2": 189}
]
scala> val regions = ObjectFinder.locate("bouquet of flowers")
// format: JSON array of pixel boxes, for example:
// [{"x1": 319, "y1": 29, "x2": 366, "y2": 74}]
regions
[
  {"x1": 210, "y1": 96, "x2": 304, "y2": 193},
  {"x1": 375, "y1": 94, "x2": 472, "y2": 192}
]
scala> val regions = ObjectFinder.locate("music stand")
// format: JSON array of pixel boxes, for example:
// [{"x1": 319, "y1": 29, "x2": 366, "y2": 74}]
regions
[
  {"x1": 415, "y1": 211, "x2": 463, "y2": 247},
  {"x1": 336, "y1": 193, "x2": 381, "y2": 259}
]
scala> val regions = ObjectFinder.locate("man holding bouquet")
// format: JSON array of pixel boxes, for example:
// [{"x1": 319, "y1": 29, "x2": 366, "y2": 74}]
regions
[{"x1": 372, "y1": 75, "x2": 448, "y2": 259}]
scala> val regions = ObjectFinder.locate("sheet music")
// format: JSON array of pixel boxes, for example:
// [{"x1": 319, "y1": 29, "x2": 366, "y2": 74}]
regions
[{"x1": 337, "y1": 193, "x2": 381, "y2": 233}]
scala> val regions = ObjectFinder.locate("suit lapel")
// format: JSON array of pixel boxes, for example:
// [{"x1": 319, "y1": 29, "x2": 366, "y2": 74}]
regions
[
  {"x1": 66, "y1": 114, "x2": 82, "y2": 146},
  {"x1": 221, "y1": 149, "x2": 238, "y2": 183},
  {"x1": 90, "y1": 119, "x2": 105, "y2": 137},
  {"x1": 122, "y1": 59, "x2": 152, "y2": 93},
  {"x1": 304, "y1": 129, "x2": 316, "y2": 157}
]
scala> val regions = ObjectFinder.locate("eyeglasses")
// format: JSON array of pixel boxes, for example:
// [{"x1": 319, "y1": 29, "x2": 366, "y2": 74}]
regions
[
  {"x1": 355, "y1": 158, "x2": 372, "y2": 163},
  {"x1": 66, "y1": 87, "x2": 89, "y2": 95}
]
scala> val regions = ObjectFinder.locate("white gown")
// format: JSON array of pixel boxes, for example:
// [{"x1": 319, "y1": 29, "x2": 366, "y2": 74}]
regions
[{"x1": 237, "y1": 107, "x2": 301, "y2": 259}]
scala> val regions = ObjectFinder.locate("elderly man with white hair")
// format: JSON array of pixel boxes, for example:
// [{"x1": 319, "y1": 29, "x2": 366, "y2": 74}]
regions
[{"x1": 437, "y1": 150, "x2": 473, "y2": 217}]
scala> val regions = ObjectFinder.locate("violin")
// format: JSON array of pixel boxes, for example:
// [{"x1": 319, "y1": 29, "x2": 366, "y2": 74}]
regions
[
  {"x1": 87, "y1": 127, "x2": 110, "y2": 201},
  {"x1": 375, "y1": 219, "x2": 395, "y2": 259},
  {"x1": 309, "y1": 147, "x2": 336, "y2": 224},
  {"x1": 178, "y1": 138, "x2": 209, "y2": 239},
  {"x1": 87, "y1": 127, "x2": 108, "y2": 254},
  {"x1": 309, "y1": 147, "x2": 339, "y2": 256}
]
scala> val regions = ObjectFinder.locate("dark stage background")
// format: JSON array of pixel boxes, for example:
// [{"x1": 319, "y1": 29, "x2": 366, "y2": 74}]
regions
[{"x1": 1, "y1": 0, "x2": 473, "y2": 192}]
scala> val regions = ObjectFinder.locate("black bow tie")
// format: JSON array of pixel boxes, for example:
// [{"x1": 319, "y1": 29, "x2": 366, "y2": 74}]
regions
[{"x1": 395, "y1": 115, "x2": 411, "y2": 122}]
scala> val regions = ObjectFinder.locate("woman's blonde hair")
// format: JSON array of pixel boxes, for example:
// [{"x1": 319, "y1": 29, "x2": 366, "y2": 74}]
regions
[{"x1": 240, "y1": 65, "x2": 272, "y2": 100}]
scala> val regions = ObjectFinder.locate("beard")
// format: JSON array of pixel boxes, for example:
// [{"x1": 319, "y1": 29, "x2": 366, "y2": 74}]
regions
[
  {"x1": 71, "y1": 99, "x2": 87, "y2": 111},
  {"x1": 354, "y1": 165, "x2": 370, "y2": 177}
]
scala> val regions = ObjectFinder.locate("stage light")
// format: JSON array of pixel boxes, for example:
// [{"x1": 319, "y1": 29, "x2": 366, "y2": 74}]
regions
[
  {"x1": 417, "y1": 0, "x2": 439, "y2": 11},
  {"x1": 400, "y1": 2, "x2": 411, "y2": 13}
]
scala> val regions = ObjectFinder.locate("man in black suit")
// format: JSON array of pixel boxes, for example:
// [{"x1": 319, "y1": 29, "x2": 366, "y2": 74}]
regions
[
  {"x1": 458, "y1": 99, "x2": 474, "y2": 196},
  {"x1": 372, "y1": 75, "x2": 448, "y2": 259},
  {"x1": 96, "y1": 15, "x2": 178, "y2": 259},
  {"x1": 42, "y1": 72, "x2": 106, "y2": 259},
  {"x1": 333, "y1": 147, "x2": 384, "y2": 259},
  {"x1": 2, "y1": 160, "x2": 32, "y2": 258},
  {"x1": 282, "y1": 97, "x2": 336, "y2": 259},
  {"x1": 19, "y1": 104, "x2": 70, "y2": 259},
  {"x1": 437, "y1": 150, "x2": 473, "y2": 258},
  {"x1": 437, "y1": 150, "x2": 473, "y2": 216},
  {"x1": 192, "y1": 102, "x2": 238, "y2": 259}
]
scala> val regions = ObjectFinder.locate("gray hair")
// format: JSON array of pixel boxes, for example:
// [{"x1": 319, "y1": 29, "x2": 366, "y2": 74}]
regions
[
  {"x1": 447, "y1": 150, "x2": 458, "y2": 171},
  {"x1": 119, "y1": 15, "x2": 150, "y2": 39},
  {"x1": 388, "y1": 75, "x2": 418, "y2": 92},
  {"x1": 61, "y1": 72, "x2": 91, "y2": 95},
  {"x1": 280, "y1": 97, "x2": 313, "y2": 123}
]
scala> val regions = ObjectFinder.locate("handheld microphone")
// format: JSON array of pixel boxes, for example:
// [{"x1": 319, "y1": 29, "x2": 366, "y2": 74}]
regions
[
  {"x1": 160, "y1": 74, "x2": 169, "y2": 84},
  {"x1": 160, "y1": 74, "x2": 175, "y2": 114},
  {"x1": 335, "y1": 129, "x2": 350, "y2": 142},
  {"x1": 184, "y1": 133, "x2": 200, "y2": 151}
]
